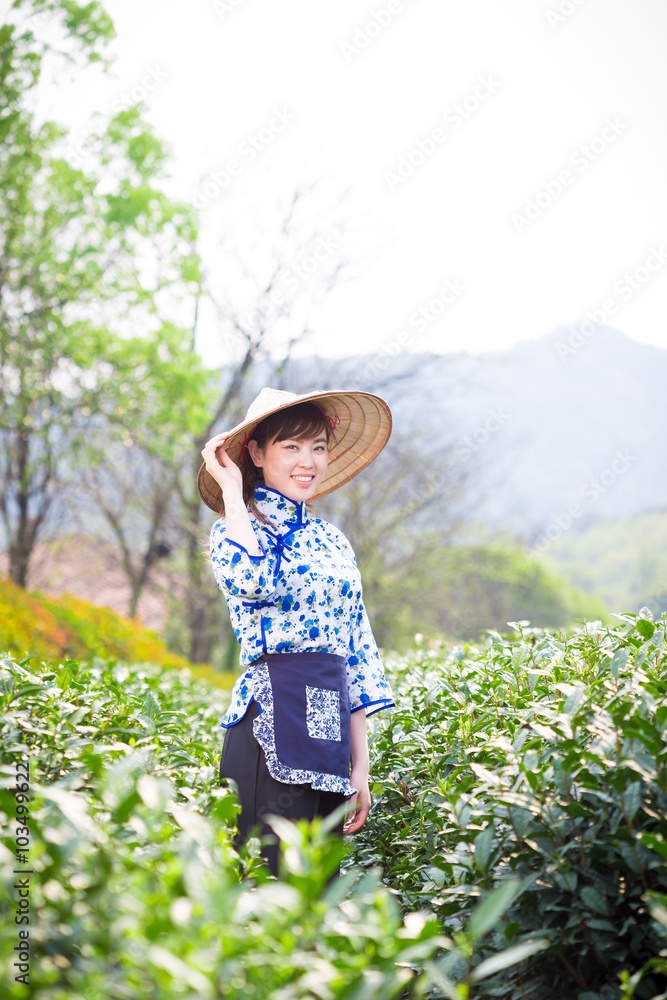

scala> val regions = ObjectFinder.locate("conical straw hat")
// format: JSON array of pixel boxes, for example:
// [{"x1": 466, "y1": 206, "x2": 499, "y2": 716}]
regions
[{"x1": 197, "y1": 387, "x2": 392, "y2": 513}]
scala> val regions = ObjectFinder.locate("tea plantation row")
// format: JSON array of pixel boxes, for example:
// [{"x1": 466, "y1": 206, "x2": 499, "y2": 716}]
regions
[{"x1": 1, "y1": 611, "x2": 667, "y2": 998}]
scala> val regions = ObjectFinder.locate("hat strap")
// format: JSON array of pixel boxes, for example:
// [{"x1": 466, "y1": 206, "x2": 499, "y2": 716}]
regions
[
  {"x1": 312, "y1": 404, "x2": 341, "y2": 436},
  {"x1": 239, "y1": 423, "x2": 259, "y2": 460}
]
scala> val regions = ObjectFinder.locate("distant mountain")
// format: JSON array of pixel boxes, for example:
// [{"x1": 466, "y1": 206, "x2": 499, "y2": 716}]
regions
[{"x1": 261, "y1": 325, "x2": 666, "y2": 542}]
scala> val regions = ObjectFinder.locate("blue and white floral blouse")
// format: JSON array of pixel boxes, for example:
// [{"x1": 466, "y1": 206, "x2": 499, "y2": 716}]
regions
[{"x1": 209, "y1": 484, "x2": 395, "y2": 730}]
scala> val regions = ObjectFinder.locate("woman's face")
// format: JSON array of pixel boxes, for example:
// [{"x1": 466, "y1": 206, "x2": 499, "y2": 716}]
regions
[{"x1": 247, "y1": 430, "x2": 329, "y2": 502}]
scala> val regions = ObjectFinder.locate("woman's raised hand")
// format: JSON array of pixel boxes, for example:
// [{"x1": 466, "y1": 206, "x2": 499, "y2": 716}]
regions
[
  {"x1": 203, "y1": 433, "x2": 258, "y2": 547},
  {"x1": 201, "y1": 433, "x2": 243, "y2": 498}
]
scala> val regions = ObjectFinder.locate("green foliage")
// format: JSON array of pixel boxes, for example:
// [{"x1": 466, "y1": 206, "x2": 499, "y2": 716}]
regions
[
  {"x1": 356, "y1": 615, "x2": 667, "y2": 997},
  {"x1": 0, "y1": 654, "x2": 227, "y2": 786},
  {"x1": 362, "y1": 537, "x2": 606, "y2": 651},
  {"x1": 0, "y1": 574, "x2": 233, "y2": 688},
  {"x1": 9, "y1": 1, "x2": 116, "y2": 68},
  {"x1": 539, "y1": 511, "x2": 667, "y2": 622},
  {"x1": 4, "y1": 615, "x2": 667, "y2": 998}
]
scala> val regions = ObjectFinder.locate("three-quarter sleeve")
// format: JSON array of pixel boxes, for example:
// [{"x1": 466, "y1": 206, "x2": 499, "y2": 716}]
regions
[
  {"x1": 209, "y1": 518, "x2": 280, "y2": 600},
  {"x1": 346, "y1": 598, "x2": 395, "y2": 717}
]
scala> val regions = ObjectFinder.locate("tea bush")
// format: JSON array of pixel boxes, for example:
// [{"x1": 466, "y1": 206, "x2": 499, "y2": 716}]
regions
[
  {"x1": 356, "y1": 614, "x2": 667, "y2": 998},
  {"x1": 4, "y1": 614, "x2": 667, "y2": 999},
  {"x1": 1, "y1": 654, "x2": 543, "y2": 999}
]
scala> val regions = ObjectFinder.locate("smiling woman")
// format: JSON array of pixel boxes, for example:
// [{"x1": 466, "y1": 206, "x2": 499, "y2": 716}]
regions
[{"x1": 197, "y1": 386, "x2": 394, "y2": 877}]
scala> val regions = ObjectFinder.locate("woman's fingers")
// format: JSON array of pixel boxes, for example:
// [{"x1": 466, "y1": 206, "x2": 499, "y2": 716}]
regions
[
  {"x1": 343, "y1": 792, "x2": 371, "y2": 835},
  {"x1": 201, "y1": 432, "x2": 234, "y2": 466},
  {"x1": 200, "y1": 434, "x2": 244, "y2": 497},
  {"x1": 201, "y1": 433, "x2": 228, "y2": 451},
  {"x1": 343, "y1": 810, "x2": 356, "y2": 835},
  {"x1": 343, "y1": 808, "x2": 364, "y2": 835}
]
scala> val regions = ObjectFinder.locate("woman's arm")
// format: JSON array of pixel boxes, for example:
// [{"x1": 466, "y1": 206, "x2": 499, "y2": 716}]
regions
[
  {"x1": 343, "y1": 708, "x2": 371, "y2": 835},
  {"x1": 201, "y1": 432, "x2": 261, "y2": 556}
]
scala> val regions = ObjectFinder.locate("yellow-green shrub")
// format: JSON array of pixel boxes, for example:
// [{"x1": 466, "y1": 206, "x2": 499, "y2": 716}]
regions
[{"x1": 0, "y1": 575, "x2": 233, "y2": 689}]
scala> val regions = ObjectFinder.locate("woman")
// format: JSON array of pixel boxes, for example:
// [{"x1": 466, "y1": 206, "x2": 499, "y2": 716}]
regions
[{"x1": 197, "y1": 386, "x2": 395, "y2": 876}]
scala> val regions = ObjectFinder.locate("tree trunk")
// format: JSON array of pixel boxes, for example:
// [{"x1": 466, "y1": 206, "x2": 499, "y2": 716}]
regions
[
  {"x1": 6, "y1": 426, "x2": 52, "y2": 589},
  {"x1": 185, "y1": 480, "x2": 217, "y2": 664}
]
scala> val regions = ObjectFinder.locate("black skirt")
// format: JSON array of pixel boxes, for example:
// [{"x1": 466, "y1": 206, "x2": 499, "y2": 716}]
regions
[{"x1": 219, "y1": 699, "x2": 348, "y2": 877}]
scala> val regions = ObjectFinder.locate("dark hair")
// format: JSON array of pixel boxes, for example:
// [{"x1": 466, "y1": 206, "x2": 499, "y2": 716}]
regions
[{"x1": 241, "y1": 402, "x2": 335, "y2": 524}]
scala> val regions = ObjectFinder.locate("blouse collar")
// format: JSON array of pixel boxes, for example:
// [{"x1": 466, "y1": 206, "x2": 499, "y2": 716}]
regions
[{"x1": 253, "y1": 484, "x2": 309, "y2": 528}]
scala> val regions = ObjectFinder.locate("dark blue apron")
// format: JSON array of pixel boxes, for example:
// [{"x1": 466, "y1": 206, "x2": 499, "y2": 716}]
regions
[{"x1": 253, "y1": 651, "x2": 351, "y2": 779}]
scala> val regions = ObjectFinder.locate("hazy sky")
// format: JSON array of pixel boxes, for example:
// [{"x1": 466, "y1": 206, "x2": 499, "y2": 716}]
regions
[{"x1": 15, "y1": 0, "x2": 667, "y2": 365}]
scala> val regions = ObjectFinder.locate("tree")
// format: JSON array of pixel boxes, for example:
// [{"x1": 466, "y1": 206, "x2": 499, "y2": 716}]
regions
[{"x1": 0, "y1": 1, "x2": 211, "y2": 592}]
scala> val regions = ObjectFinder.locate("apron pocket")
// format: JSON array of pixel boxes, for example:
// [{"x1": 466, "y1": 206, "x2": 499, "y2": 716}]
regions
[{"x1": 306, "y1": 686, "x2": 341, "y2": 741}]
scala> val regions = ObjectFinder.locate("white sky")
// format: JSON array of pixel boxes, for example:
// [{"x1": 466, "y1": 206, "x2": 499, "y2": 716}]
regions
[{"x1": 13, "y1": 0, "x2": 667, "y2": 364}]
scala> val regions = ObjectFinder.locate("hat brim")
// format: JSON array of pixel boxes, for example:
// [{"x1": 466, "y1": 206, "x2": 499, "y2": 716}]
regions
[{"x1": 197, "y1": 390, "x2": 392, "y2": 514}]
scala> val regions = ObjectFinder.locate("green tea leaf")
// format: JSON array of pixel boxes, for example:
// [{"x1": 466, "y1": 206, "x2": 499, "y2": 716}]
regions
[
  {"x1": 563, "y1": 686, "x2": 585, "y2": 714},
  {"x1": 609, "y1": 647, "x2": 628, "y2": 676},
  {"x1": 467, "y1": 879, "x2": 521, "y2": 941},
  {"x1": 474, "y1": 824, "x2": 496, "y2": 874},
  {"x1": 636, "y1": 619, "x2": 655, "y2": 640},
  {"x1": 580, "y1": 886, "x2": 608, "y2": 916},
  {"x1": 471, "y1": 937, "x2": 551, "y2": 981}
]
